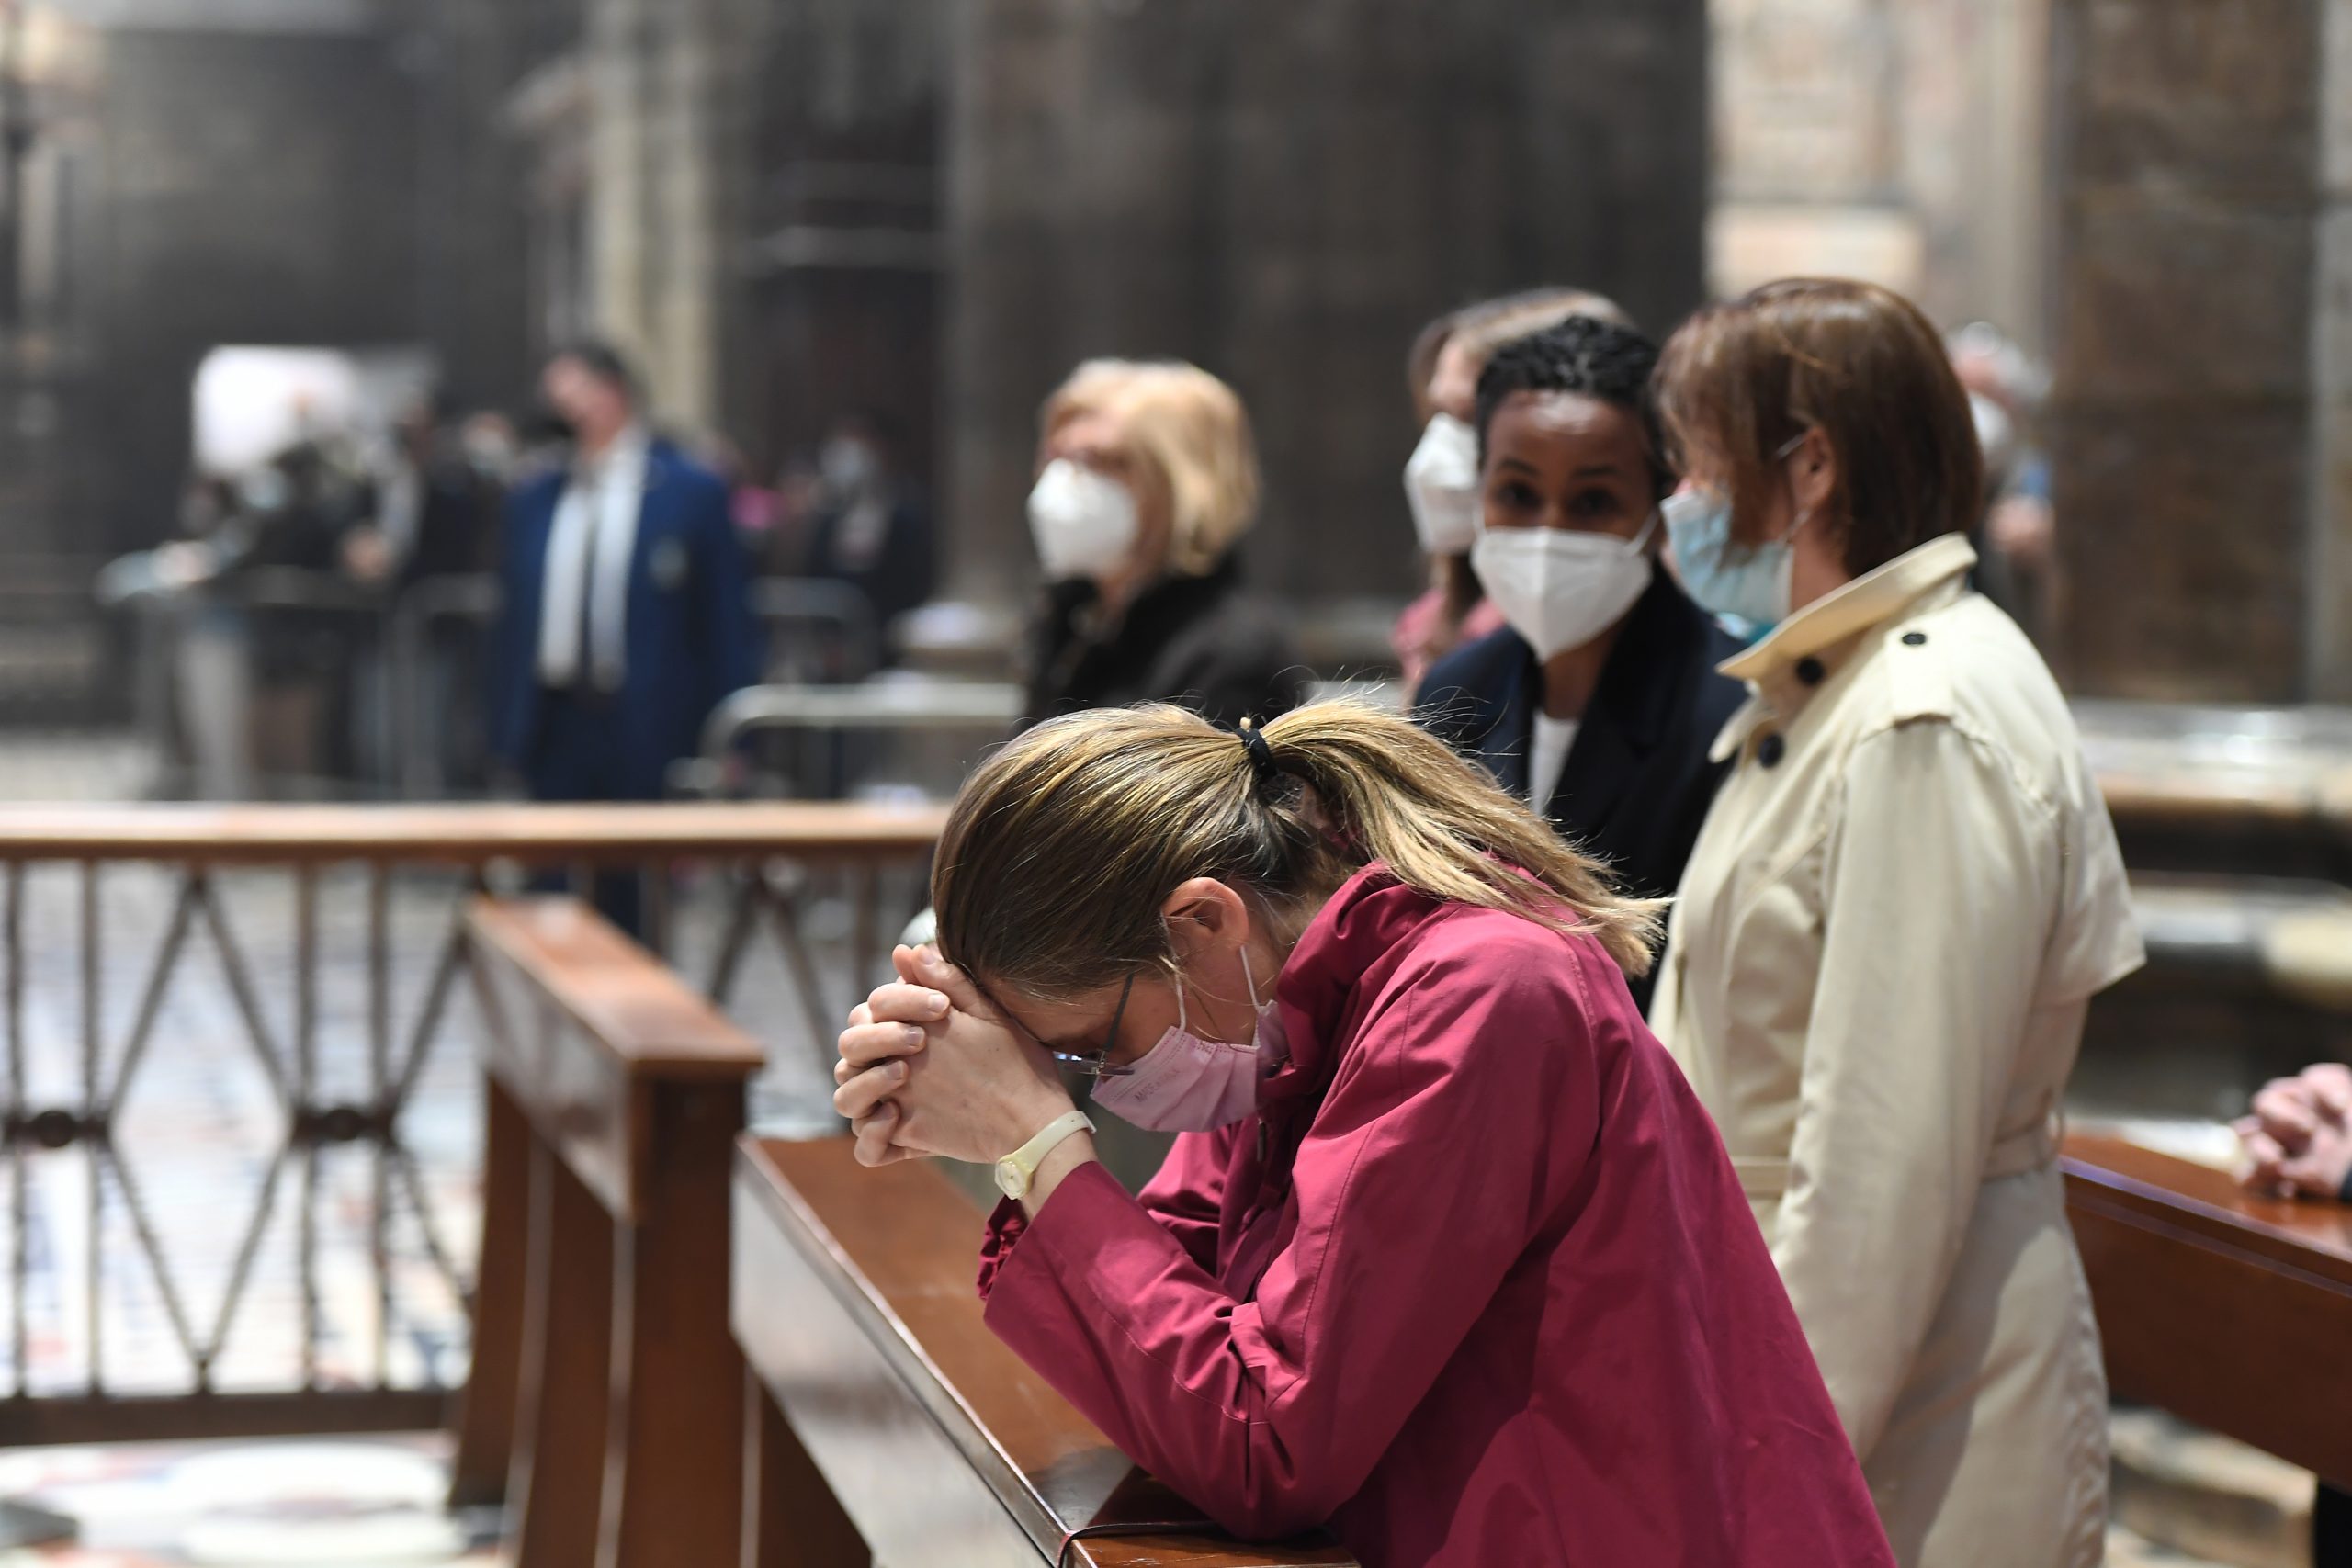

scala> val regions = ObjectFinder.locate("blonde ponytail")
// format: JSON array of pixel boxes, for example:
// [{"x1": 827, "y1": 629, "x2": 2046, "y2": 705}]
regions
[
  {"x1": 933, "y1": 700, "x2": 1661, "y2": 1005},
  {"x1": 1256, "y1": 702, "x2": 1660, "y2": 969}
]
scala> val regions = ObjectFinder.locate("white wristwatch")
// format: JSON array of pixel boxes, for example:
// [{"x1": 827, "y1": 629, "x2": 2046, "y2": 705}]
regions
[{"x1": 994, "y1": 1110, "x2": 1096, "y2": 1201}]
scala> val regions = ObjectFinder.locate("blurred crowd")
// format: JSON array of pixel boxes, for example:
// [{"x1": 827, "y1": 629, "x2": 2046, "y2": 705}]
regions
[{"x1": 100, "y1": 288, "x2": 2058, "y2": 811}]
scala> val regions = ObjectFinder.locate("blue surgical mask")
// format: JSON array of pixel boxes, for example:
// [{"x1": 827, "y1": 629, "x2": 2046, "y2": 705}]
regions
[{"x1": 1662, "y1": 435, "x2": 1814, "y2": 629}]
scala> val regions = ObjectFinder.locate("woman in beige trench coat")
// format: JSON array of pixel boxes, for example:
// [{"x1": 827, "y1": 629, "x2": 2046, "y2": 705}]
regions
[{"x1": 1645, "y1": 279, "x2": 2144, "y2": 1568}]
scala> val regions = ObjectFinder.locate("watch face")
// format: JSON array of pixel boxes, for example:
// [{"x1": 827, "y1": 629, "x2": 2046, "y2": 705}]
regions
[{"x1": 994, "y1": 1157, "x2": 1025, "y2": 1200}]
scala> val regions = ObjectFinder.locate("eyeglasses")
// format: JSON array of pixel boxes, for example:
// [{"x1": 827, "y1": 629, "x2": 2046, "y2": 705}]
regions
[{"x1": 1042, "y1": 971, "x2": 1138, "y2": 1080}]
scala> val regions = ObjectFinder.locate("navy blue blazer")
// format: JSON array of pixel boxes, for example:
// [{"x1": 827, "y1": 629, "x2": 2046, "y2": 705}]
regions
[
  {"x1": 1414, "y1": 572, "x2": 1746, "y2": 1009},
  {"x1": 492, "y1": 438, "x2": 763, "y2": 801}
]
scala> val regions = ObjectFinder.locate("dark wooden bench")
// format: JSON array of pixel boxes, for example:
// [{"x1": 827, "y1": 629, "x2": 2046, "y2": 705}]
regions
[
  {"x1": 732, "y1": 1135, "x2": 1361, "y2": 1567},
  {"x1": 449, "y1": 897, "x2": 767, "y2": 1566},
  {"x1": 2064, "y1": 1133, "x2": 2352, "y2": 1490}
]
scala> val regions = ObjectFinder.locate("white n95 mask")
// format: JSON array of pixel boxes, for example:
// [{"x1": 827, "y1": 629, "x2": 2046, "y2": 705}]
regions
[
  {"x1": 1404, "y1": 413, "x2": 1482, "y2": 556},
  {"x1": 1471, "y1": 513, "x2": 1658, "y2": 661},
  {"x1": 1028, "y1": 458, "x2": 1140, "y2": 582}
]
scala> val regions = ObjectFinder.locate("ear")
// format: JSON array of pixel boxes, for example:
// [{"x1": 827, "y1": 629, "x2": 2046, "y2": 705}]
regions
[
  {"x1": 1159, "y1": 877, "x2": 1251, "y2": 961},
  {"x1": 1788, "y1": 426, "x2": 1839, "y2": 523}
]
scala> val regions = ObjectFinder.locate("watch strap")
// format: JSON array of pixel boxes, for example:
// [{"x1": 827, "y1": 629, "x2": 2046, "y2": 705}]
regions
[{"x1": 998, "y1": 1110, "x2": 1095, "y2": 1199}]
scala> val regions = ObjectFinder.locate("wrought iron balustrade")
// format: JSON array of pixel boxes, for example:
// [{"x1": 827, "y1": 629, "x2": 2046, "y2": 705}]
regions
[{"x1": 0, "y1": 801, "x2": 944, "y2": 1447}]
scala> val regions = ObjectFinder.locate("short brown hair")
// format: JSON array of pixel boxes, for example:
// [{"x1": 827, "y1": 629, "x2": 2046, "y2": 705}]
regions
[
  {"x1": 933, "y1": 701, "x2": 1660, "y2": 1006},
  {"x1": 1654, "y1": 278, "x2": 1983, "y2": 578}
]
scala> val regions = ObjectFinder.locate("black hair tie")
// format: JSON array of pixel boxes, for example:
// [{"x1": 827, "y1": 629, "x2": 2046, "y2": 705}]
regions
[{"x1": 1235, "y1": 717, "x2": 1280, "y2": 795}]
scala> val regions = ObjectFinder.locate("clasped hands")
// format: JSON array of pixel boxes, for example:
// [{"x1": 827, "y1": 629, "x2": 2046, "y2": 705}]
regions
[
  {"x1": 2236, "y1": 1062, "x2": 2352, "y2": 1200},
  {"x1": 831, "y1": 944, "x2": 1079, "y2": 1168}
]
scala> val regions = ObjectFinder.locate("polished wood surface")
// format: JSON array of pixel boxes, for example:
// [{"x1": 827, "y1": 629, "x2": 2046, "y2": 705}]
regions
[
  {"x1": 459, "y1": 897, "x2": 766, "y2": 1568},
  {"x1": 732, "y1": 1136, "x2": 1358, "y2": 1568},
  {"x1": 447, "y1": 1078, "x2": 531, "y2": 1510},
  {"x1": 2064, "y1": 1134, "x2": 2352, "y2": 1490},
  {"x1": 469, "y1": 898, "x2": 764, "y2": 1080},
  {"x1": 742, "y1": 1368, "x2": 865, "y2": 1568},
  {"x1": 0, "y1": 800, "x2": 948, "y2": 862},
  {"x1": 602, "y1": 1083, "x2": 750, "y2": 1565},
  {"x1": 508, "y1": 1141, "x2": 615, "y2": 1568},
  {"x1": 2093, "y1": 766, "x2": 2340, "y2": 835}
]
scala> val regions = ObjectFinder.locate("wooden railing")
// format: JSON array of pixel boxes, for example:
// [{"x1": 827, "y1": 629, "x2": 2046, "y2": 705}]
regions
[
  {"x1": 2064, "y1": 1134, "x2": 2352, "y2": 1491},
  {"x1": 2080, "y1": 703, "x2": 2352, "y2": 880},
  {"x1": 458, "y1": 897, "x2": 763, "y2": 1566},
  {"x1": 0, "y1": 803, "x2": 944, "y2": 1450},
  {"x1": 732, "y1": 1136, "x2": 1359, "y2": 1568}
]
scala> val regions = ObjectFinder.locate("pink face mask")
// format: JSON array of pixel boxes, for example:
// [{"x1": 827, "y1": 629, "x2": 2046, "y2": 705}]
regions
[{"x1": 1089, "y1": 946, "x2": 1287, "y2": 1134}]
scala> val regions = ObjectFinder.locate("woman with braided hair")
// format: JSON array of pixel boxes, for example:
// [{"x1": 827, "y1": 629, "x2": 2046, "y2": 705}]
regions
[{"x1": 830, "y1": 699, "x2": 1894, "y2": 1566}]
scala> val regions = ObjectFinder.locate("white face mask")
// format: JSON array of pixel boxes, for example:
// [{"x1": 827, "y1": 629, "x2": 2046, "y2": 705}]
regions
[
  {"x1": 1403, "y1": 413, "x2": 1481, "y2": 556},
  {"x1": 1027, "y1": 458, "x2": 1140, "y2": 582},
  {"x1": 1470, "y1": 513, "x2": 1659, "y2": 661}
]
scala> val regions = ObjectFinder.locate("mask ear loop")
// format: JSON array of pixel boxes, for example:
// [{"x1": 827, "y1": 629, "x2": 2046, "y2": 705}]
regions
[{"x1": 1774, "y1": 428, "x2": 1821, "y2": 547}]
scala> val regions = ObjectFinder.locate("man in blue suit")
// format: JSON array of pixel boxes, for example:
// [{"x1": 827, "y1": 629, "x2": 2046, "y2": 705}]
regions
[{"x1": 491, "y1": 343, "x2": 761, "y2": 934}]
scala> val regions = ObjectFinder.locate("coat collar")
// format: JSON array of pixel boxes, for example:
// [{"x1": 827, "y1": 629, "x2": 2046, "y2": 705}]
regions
[
  {"x1": 1709, "y1": 532, "x2": 1976, "y2": 763},
  {"x1": 1261, "y1": 865, "x2": 1430, "y2": 1106}
]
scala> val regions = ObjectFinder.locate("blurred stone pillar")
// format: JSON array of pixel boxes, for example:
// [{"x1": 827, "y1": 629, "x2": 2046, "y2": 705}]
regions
[
  {"x1": 2047, "y1": 0, "x2": 2332, "y2": 700},
  {"x1": 942, "y1": 0, "x2": 1708, "y2": 609},
  {"x1": 2312, "y1": 2, "x2": 2352, "y2": 701},
  {"x1": 584, "y1": 0, "x2": 725, "y2": 429}
]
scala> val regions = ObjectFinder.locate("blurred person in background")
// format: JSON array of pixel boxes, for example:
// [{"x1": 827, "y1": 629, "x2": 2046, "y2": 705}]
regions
[
  {"x1": 1023, "y1": 359, "x2": 1307, "y2": 729},
  {"x1": 344, "y1": 394, "x2": 504, "y2": 592},
  {"x1": 2237, "y1": 1061, "x2": 2352, "y2": 1566},
  {"x1": 791, "y1": 410, "x2": 935, "y2": 658},
  {"x1": 1647, "y1": 279, "x2": 2143, "y2": 1568},
  {"x1": 342, "y1": 394, "x2": 509, "y2": 792},
  {"x1": 167, "y1": 434, "x2": 373, "y2": 794},
  {"x1": 1947, "y1": 322, "x2": 2060, "y2": 646},
  {"x1": 1413, "y1": 318, "x2": 1743, "y2": 1010},
  {"x1": 490, "y1": 342, "x2": 762, "y2": 933},
  {"x1": 1395, "y1": 287, "x2": 1634, "y2": 697}
]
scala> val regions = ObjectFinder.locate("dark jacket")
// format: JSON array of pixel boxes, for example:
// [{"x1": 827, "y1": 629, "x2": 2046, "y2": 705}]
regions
[
  {"x1": 401, "y1": 457, "x2": 503, "y2": 590},
  {"x1": 492, "y1": 437, "x2": 763, "y2": 801},
  {"x1": 1415, "y1": 570, "x2": 1746, "y2": 1008},
  {"x1": 800, "y1": 485, "x2": 935, "y2": 637},
  {"x1": 1023, "y1": 551, "x2": 1310, "y2": 729}
]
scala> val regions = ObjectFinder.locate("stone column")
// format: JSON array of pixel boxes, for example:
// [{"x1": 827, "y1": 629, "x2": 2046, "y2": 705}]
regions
[
  {"x1": 2047, "y1": 0, "x2": 2324, "y2": 701},
  {"x1": 2312, "y1": 0, "x2": 2352, "y2": 700},
  {"x1": 585, "y1": 0, "x2": 655, "y2": 360}
]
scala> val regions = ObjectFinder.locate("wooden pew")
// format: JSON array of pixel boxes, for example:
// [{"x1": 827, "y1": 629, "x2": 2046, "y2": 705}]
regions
[
  {"x1": 2064, "y1": 1134, "x2": 2352, "y2": 1491},
  {"x1": 450, "y1": 897, "x2": 767, "y2": 1566},
  {"x1": 732, "y1": 1135, "x2": 1361, "y2": 1568}
]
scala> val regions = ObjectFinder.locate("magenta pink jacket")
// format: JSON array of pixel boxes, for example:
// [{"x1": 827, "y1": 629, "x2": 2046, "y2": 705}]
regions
[{"x1": 978, "y1": 869, "x2": 1894, "y2": 1567}]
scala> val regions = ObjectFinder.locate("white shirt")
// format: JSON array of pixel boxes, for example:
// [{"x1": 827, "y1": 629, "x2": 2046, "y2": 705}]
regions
[
  {"x1": 537, "y1": 426, "x2": 650, "y2": 690},
  {"x1": 1528, "y1": 712, "x2": 1578, "y2": 811}
]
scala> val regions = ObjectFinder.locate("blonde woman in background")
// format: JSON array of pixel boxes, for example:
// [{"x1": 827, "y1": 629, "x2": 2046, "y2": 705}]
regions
[
  {"x1": 1395, "y1": 286, "x2": 1634, "y2": 696},
  {"x1": 1023, "y1": 358, "x2": 1308, "y2": 728},
  {"x1": 1647, "y1": 278, "x2": 2143, "y2": 1568}
]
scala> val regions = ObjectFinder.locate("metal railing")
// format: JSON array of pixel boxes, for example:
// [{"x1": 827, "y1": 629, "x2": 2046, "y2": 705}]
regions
[
  {"x1": 0, "y1": 802, "x2": 944, "y2": 1448},
  {"x1": 686, "y1": 677, "x2": 1023, "y2": 801},
  {"x1": 101, "y1": 570, "x2": 893, "y2": 804}
]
